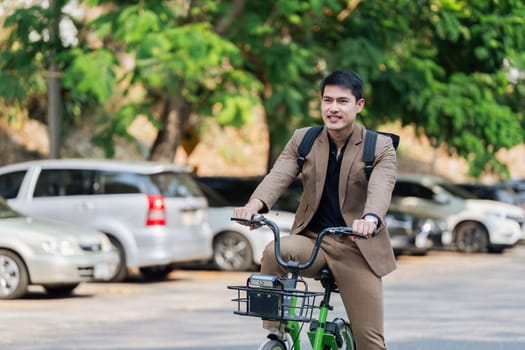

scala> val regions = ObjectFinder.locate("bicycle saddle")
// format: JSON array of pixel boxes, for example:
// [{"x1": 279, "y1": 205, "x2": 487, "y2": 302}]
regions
[{"x1": 316, "y1": 267, "x2": 339, "y2": 293}]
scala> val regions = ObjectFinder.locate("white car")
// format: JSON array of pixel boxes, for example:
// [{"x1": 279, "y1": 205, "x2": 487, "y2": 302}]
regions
[
  {"x1": 0, "y1": 199, "x2": 119, "y2": 299},
  {"x1": 0, "y1": 159, "x2": 213, "y2": 281},
  {"x1": 198, "y1": 183, "x2": 295, "y2": 271},
  {"x1": 391, "y1": 174, "x2": 524, "y2": 253}
]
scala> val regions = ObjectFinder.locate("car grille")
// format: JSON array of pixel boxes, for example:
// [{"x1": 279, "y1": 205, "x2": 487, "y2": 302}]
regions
[
  {"x1": 77, "y1": 266, "x2": 95, "y2": 278},
  {"x1": 79, "y1": 243, "x2": 102, "y2": 252}
]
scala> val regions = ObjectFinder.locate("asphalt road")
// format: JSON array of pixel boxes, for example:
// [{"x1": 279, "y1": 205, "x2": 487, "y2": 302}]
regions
[{"x1": 1, "y1": 244, "x2": 524, "y2": 350}]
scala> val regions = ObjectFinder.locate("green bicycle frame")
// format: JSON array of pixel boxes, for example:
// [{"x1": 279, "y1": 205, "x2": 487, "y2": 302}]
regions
[
  {"x1": 307, "y1": 305, "x2": 339, "y2": 349},
  {"x1": 284, "y1": 296, "x2": 340, "y2": 350}
]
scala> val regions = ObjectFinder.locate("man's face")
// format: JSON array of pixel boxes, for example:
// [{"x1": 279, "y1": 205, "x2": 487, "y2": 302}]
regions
[{"x1": 321, "y1": 85, "x2": 365, "y2": 133}]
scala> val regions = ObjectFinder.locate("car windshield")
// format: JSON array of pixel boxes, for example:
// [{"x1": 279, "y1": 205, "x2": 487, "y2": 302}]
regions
[
  {"x1": 0, "y1": 200, "x2": 22, "y2": 219},
  {"x1": 438, "y1": 182, "x2": 476, "y2": 199}
]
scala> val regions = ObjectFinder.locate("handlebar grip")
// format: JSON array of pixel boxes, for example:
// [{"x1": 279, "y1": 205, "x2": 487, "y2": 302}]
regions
[
  {"x1": 231, "y1": 215, "x2": 265, "y2": 228},
  {"x1": 230, "y1": 217, "x2": 252, "y2": 224},
  {"x1": 325, "y1": 226, "x2": 373, "y2": 239}
]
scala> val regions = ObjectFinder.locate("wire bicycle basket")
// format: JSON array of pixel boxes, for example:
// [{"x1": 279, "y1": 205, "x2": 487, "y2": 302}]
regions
[{"x1": 228, "y1": 274, "x2": 323, "y2": 322}]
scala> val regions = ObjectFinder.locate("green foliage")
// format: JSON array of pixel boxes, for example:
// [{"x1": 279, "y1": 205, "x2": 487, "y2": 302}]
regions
[
  {"x1": 61, "y1": 49, "x2": 117, "y2": 104},
  {"x1": 0, "y1": 1, "x2": 117, "y2": 130},
  {"x1": 322, "y1": 0, "x2": 525, "y2": 178},
  {"x1": 86, "y1": 1, "x2": 262, "y2": 155}
]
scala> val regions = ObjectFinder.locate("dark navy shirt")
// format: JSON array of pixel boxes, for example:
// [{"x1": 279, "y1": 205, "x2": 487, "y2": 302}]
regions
[{"x1": 307, "y1": 133, "x2": 352, "y2": 233}]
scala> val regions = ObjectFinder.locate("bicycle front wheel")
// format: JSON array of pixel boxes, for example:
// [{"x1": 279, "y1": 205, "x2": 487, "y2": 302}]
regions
[{"x1": 259, "y1": 339, "x2": 287, "y2": 350}]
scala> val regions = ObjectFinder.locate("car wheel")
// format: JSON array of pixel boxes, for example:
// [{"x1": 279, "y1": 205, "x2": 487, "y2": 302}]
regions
[
  {"x1": 43, "y1": 283, "x2": 79, "y2": 297},
  {"x1": 213, "y1": 231, "x2": 254, "y2": 271},
  {"x1": 455, "y1": 222, "x2": 489, "y2": 253},
  {"x1": 139, "y1": 265, "x2": 173, "y2": 281},
  {"x1": 0, "y1": 249, "x2": 29, "y2": 300},
  {"x1": 107, "y1": 236, "x2": 128, "y2": 282}
]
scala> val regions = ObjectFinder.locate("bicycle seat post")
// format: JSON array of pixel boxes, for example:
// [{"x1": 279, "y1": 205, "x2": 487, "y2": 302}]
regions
[{"x1": 318, "y1": 269, "x2": 336, "y2": 311}]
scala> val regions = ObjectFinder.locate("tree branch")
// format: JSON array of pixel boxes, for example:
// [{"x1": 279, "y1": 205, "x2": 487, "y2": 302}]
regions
[{"x1": 214, "y1": 0, "x2": 245, "y2": 35}]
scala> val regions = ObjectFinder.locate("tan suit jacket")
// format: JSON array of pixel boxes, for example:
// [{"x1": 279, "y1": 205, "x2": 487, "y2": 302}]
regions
[{"x1": 250, "y1": 123, "x2": 397, "y2": 277}]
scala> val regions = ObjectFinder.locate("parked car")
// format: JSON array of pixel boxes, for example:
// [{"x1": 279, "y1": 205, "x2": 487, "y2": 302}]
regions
[
  {"x1": 0, "y1": 159, "x2": 213, "y2": 282},
  {"x1": 0, "y1": 198, "x2": 119, "y2": 299},
  {"x1": 197, "y1": 182, "x2": 294, "y2": 271},
  {"x1": 391, "y1": 174, "x2": 524, "y2": 253},
  {"x1": 386, "y1": 209, "x2": 450, "y2": 256},
  {"x1": 456, "y1": 183, "x2": 525, "y2": 209}
]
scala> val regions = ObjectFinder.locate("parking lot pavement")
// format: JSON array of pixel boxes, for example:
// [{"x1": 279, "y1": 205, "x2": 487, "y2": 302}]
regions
[{"x1": 0, "y1": 245, "x2": 524, "y2": 350}]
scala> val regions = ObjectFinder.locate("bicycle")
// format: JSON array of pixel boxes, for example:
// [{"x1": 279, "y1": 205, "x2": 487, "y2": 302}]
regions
[{"x1": 228, "y1": 214, "x2": 370, "y2": 350}]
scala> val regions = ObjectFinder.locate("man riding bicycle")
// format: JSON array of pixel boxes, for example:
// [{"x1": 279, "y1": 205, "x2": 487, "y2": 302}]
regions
[{"x1": 233, "y1": 70, "x2": 397, "y2": 350}]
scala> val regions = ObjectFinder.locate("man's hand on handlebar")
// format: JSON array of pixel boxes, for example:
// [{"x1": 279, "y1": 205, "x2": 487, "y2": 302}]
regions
[
  {"x1": 350, "y1": 216, "x2": 378, "y2": 241},
  {"x1": 232, "y1": 199, "x2": 264, "y2": 229}
]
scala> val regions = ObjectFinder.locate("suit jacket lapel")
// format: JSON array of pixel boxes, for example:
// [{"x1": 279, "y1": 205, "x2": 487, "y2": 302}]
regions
[
  {"x1": 339, "y1": 124, "x2": 364, "y2": 208},
  {"x1": 314, "y1": 128, "x2": 330, "y2": 204}
]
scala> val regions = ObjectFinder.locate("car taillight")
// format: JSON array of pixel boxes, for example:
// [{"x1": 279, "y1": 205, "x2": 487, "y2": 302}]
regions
[{"x1": 146, "y1": 194, "x2": 166, "y2": 226}]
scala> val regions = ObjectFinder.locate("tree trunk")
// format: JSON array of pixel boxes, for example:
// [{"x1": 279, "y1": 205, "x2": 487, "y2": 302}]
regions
[
  {"x1": 48, "y1": 62, "x2": 62, "y2": 159},
  {"x1": 149, "y1": 97, "x2": 192, "y2": 163},
  {"x1": 47, "y1": 0, "x2": 62, "y2": 159}
]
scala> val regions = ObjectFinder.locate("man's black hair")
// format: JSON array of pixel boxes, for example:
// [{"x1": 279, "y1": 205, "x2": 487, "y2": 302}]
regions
[{"x1": 320, "y1": 70, "x2": 363, "y2": 100}]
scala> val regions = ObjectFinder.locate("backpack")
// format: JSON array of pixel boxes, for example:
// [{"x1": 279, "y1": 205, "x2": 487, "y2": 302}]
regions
[{"x1": 296, "y1": 126, "x2": 400, "y2": 180}]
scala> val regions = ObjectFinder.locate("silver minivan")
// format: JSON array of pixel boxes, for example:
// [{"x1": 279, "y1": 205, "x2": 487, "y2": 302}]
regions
[{"x1": 0, "y1": 159, "x2": 213, "y2": 281}]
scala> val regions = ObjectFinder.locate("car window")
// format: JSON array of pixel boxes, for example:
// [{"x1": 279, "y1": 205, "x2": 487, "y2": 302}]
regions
[
  {"x1": 0, "y1": 171, "x2": 26, "y2": 199},
  {"x1": 96, "y1": 171, "x2": 144, "y2": 194},
  {"x1": 148, "y1": 172, "x2": 203, "y2": 198},
  {"x1": 438, "y1": 182, "x2": 475, "y2": 199},
  {"x1": 34, "y1": 169, "x2": 95, "y2": 197},
  {"x1": 393, "y1": 181, "x2": 435, "y2": 200},
  {"x1": 494, "y1": 188, "x2": 521, "y2": 205}
]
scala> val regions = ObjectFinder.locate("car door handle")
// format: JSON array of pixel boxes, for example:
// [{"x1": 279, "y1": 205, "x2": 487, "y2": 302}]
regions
[{"x1": 180, "y1": 207, "x2": 200, "y2": 213}]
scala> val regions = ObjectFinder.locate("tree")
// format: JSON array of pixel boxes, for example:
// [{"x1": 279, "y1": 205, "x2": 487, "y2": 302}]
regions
[
  {"x1": 327, "y1": 0, "x2": 525, "y2": 178},
  {"x1": 0, "y1": 1, "x2": 118, "y2": 158},
  {"x1": 86, "y1": 0, "x2": 262, "y2": 161},
  {"x1": 203, "y1": 0, "x2": 525, "y2": 177},
  {"x1": 2, "y1": 0, "x2": 524, "y2": 179}
]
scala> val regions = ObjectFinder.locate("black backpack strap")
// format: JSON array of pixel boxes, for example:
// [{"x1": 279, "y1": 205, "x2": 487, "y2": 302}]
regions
[
  {"x1": 362, "y1": 130, "x2": 400, "y2": 180},
  {"x1": 362, "y1": 130, "x2": 378, "y2": 180},
  {"x1": 378, "y1": 132, "x2": 400, "y2": 150},
  {"x1": 297, "y1": 126, "x2": 323, "y2": 171}
]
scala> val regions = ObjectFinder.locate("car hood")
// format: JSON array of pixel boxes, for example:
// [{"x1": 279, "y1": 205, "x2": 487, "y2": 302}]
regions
[
  {"x1": 465, "y1": 199, "x2": 525, "y2": 217},
  {"x1": 0, "y1": 216, "x2": 104, "y2": 244},
  {"x1": 389, "y1": 196, "x2": 465, "y2": 219}
]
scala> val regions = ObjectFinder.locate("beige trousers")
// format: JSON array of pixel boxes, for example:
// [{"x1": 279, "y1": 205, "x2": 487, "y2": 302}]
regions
[{"x1": 260, "y1": 232, "x2": 387, "y2": 350}]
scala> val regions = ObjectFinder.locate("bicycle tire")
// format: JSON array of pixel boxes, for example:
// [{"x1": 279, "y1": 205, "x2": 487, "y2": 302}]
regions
[{"x1": 259, "y1": 339, "x2": 287, "y2": 350}]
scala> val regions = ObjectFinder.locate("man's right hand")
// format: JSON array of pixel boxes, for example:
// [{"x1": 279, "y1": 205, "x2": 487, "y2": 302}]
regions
[{"x1": 233, "y1": 199, "x2": 264, "y2": 227}]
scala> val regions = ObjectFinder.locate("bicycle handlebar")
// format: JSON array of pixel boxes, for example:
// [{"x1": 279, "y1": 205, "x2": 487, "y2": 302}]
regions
[{"x1": 231, "y1": 214, "x2": 372, "y2": 273}]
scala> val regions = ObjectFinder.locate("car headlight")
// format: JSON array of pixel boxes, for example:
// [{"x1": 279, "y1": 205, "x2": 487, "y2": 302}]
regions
[
  {"x1": 42, "y1": 239, "x2": 81, "y2": 256},
  {"x1": 414, "y1": 218, "x2": 444, "y2": 235}
]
